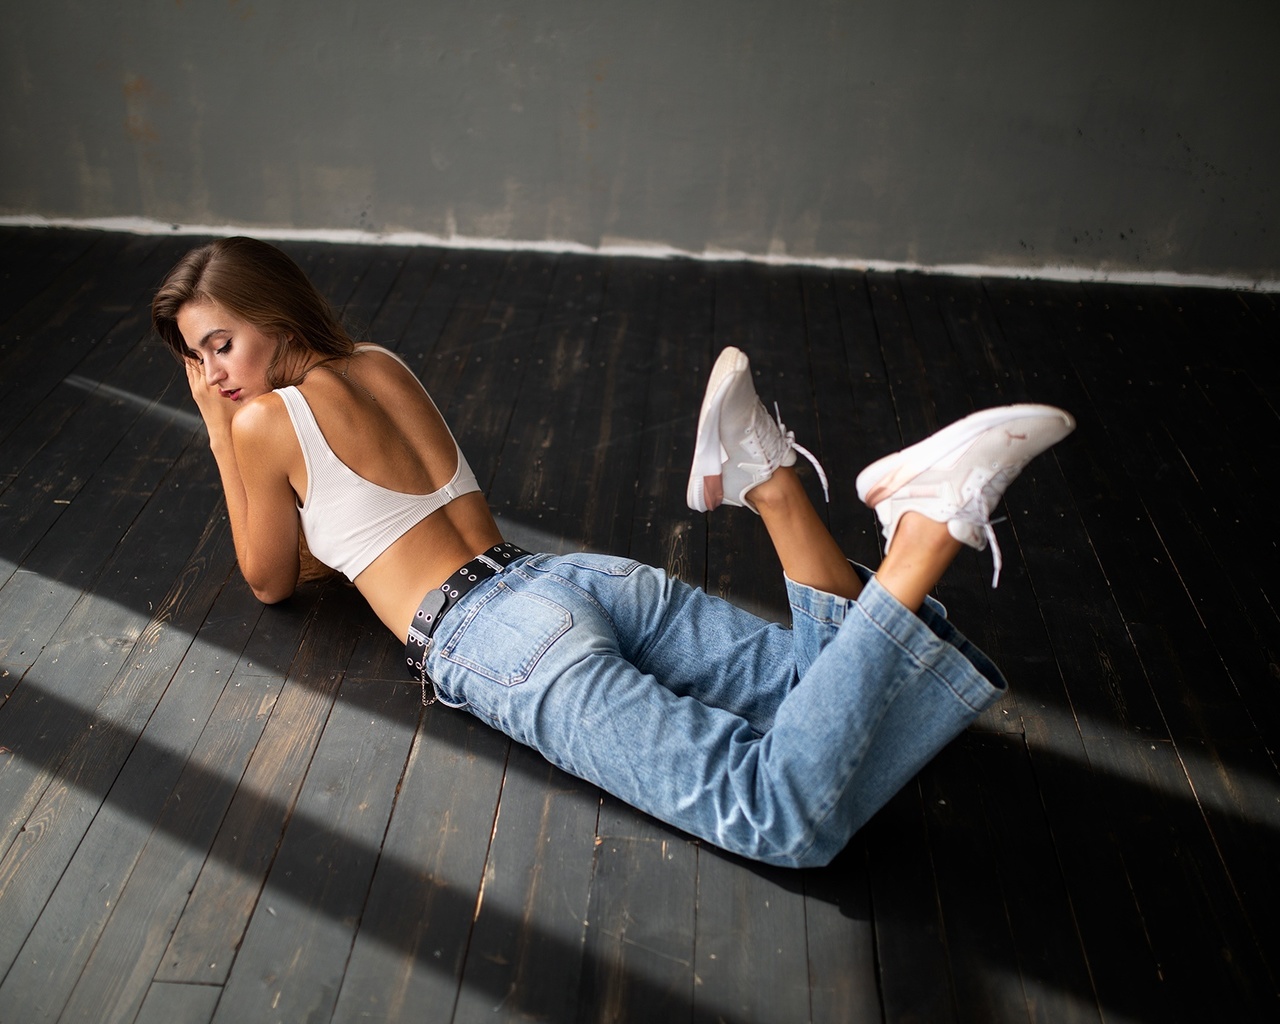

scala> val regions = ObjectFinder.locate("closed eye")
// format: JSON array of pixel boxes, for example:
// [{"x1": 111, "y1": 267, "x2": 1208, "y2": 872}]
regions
[{"x1": 187, "y1": 339, "x2": 231, "y2": 364}]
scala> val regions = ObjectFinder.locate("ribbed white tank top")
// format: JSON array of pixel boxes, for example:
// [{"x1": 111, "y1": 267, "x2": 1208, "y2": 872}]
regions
[{"x1": 276, "y1": 346, "x2": 481, "y2": 581}]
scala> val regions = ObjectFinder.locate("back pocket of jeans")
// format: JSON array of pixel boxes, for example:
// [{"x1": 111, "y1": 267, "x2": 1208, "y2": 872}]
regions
[{"x1": 438, "y1": 583, "x2": 571, "y2": 686}]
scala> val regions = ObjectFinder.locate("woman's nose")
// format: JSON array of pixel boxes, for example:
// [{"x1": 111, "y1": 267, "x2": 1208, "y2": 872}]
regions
[{"x1": 203, "y1": 360, "x2": 226, "y2": 386}]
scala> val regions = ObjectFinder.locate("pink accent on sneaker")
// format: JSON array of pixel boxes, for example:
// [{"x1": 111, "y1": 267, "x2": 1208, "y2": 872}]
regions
[
  {"x1": 702, "y1": 474, "x2": 725, "y2": 510},
  {"x1": 687, "y1": 347, "x2": 828, "y2": 514}
]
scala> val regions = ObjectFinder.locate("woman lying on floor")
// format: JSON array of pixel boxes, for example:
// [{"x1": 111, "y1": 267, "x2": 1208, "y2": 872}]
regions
[{"x1": 152, "y1": 237, "x2": 1073, "y2": 868}]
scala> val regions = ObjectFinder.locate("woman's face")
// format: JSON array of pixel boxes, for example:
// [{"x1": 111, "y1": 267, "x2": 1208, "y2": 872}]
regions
[{"x1": 177, "y1": 299, "x2": 282, "y2": 403}]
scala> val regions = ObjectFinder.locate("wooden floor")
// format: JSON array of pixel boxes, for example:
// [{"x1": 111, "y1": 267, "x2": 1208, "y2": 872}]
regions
[{"x1": 0, "y1": 226, "x2": 1276, "y2": 1023}]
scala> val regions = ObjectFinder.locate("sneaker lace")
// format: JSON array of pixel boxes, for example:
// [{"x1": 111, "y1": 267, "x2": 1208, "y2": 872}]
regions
[
  {"x1": 771, "y1": 402, "x2": 830, "y2": 504},
  {"x1": 952, "y1": 466, "x2": 1019, "y2": 587}
]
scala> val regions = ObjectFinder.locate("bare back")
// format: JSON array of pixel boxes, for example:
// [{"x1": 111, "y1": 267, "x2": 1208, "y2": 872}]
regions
[{"x1": 278, "y1": 346, "x2": 502, "y2": 639}]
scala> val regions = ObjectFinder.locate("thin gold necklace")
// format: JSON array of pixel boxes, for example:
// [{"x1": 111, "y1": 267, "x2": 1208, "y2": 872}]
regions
[{"x1": 319, "y1": 354, "x2": 378, "y2": 403}]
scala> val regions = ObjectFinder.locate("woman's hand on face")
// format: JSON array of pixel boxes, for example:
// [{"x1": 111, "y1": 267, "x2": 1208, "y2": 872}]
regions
[{"x1": 185, "y1": 358, "x2": 238, "y2": 441}]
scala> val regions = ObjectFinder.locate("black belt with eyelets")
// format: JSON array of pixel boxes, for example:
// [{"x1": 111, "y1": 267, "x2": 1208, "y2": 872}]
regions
[{"x1": 405, "y1": 542, "x2": 529, "y2": 704}]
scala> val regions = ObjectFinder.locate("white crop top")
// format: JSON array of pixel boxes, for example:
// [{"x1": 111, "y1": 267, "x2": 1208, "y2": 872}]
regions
[{"x1": 276, "y1": 345, "x2": 481, "y2": 581}]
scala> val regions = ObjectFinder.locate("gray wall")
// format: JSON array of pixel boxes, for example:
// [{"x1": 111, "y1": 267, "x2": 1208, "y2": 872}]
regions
[{"x1": 4, "y1": 1, "x2": 1277, "y2": 281}]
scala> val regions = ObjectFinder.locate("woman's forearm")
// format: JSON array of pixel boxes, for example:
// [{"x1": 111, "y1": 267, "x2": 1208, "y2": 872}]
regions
[{"x1": 208, "y1": 432, "x2": 255, "y2": 575}]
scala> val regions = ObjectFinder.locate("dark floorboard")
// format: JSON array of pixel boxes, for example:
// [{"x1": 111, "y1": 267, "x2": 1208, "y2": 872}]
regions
[{"x1": 0, "y1": 227, "x2": 1277, "y2": 1023}]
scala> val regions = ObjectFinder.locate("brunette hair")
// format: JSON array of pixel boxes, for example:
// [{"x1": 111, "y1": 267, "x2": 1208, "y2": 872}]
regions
[{"x1": 152, "y1": 236, "x2": 354, "y2": 388}]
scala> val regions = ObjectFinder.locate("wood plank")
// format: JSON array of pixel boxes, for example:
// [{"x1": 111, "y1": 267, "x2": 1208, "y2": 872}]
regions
[
  {"x1": 133, "y1": 981, "x2": 221, "y2": 1024},
  {"x1": 452, "y1": 745, "x2": 601, "y2": 1023},
  {"x1": 0, "y1": 227, "x2": 101, "y2": 327},
  {"x1": 361, "y1": 246, "x2": 446, "y2": 349},
  {"x1": 1102, "y1": 289, "x2": 1280, "y2": 742},
  {"x1": 802, "y1": 837, "x2": 881, "y2": 1024},
  {"x1": 0, "y1": 290, "x2": 200, "y2": 594},
  {"x1": 277, "y1": 239, "x2": 375, "y2": 312},
  {"x1": 985, "y1": 276, "x2": 1278, "y2": 1018},
  {"x1": 679, "y1": 262, "x2": 794, "y2": 1024},
  {"x1": 439, "y1": 250, "x2": 556, "y2": 504},
  {"x1": 418, "y1": 249, "x2": 513, "y2": 314},
  {"x1": 976, "y1": 281, "x2": 1184, "y2": 1016},
  {"x1": 211, "y1": 676, "x2": 419, "y2": 1024},
  {"x1": 692, "y1": 261, "x2": 819, "y2": 1024},
  {"x1": 55, "y1": 628, "x2": 284, "y2": 1024},
  {"x1": 800, "y1": 271, "x2": 875, "y2": 561},
  {"x1": 0, "y1": 233, "x2": 177, "y2": 440},
  {"x1": 1021, "y1": 714, "x2": 1177, "y2": 1022},
  {"x1": 865, "y1": 270, "x2": 945, "y2": 441},
  {"x1": 576, "y1": 834, "x2": 697, "y2": 1022},
  {"x1": 336, "y1": 242, "x2": 411, "y2": 332},
  {"x1": 1027, "y1": 278, "x2": 1277, "y2": 965},
  {"x1": 830, "y1": 267, "x2": 899, "y2": 487},
  {"x1": 0, "y1": 519, "x2": 243, "y2": 1023},
  {"x1": 1085, "y1": 733, "x2": 1274, "y2": 1019},
  {"x1": 693, "y1": 850, "x2": 812, "y2": 1024},
  {"x1": 1171, "y1": 736, "x2": 1280, "y2": 979},
  {"x1": 981, "y1": 277, "x2": 1170, "y2": 732},
  {"x1": 935, "y1": 732, "x2": 1101, "y2": 1023},
  {"x1": 970, "y1": 732, "x2": 1104, "y2": 1023},
  {"x1": 329, "y1": 704, "x2": 509, "y2": 1022},
  {"x1": 483, "y1": 252, "x2": 610, "y2": 552},
  {"x1": 0, "y1": 231, "x2": 134, "y2": 349},
  {"x1": 919, "y1": 737, "x2": 1030, "y2": 1023},
  {"x1": 560, "y1": 256, "x2": 663, "y2": 557},
  {"x1": 866, "y1": 781, "x2": 957, "y2": 1023},
  {"x1": 932, "y1": 276, "x2": 1174, "y2": 1018},
  {"x1": 626, "y1": 260, "x2": 712, "y2": 584},
  {"x1": 154, "y1": 584, "x2": 358, "y2": 984},
  {"x1": 0, "y1": 441, "x2": 232, "y2": 982}
]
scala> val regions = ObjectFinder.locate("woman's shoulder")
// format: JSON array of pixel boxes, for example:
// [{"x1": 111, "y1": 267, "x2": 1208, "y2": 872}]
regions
[
  {"x1": 234, "y1": 389, "x2": 292, "y2": 437},
  {"x1": 230, "y1": 391, "x2": 299, "y2": 465},
  {"x1": 353, "y1": 342, "x2": 407, "y2": 366},
  {"x1": 352, "y1": 345, "x2": 429, "y2": 395}
]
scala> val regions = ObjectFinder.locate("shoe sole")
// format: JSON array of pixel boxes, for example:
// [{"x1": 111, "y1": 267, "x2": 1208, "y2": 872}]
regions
[
  {"x1": 856, "y1": 404, "x2": 1076, "y2": 507},
  {"x1": 687, "y1": 347, "x2": 749, "y2": 511}
]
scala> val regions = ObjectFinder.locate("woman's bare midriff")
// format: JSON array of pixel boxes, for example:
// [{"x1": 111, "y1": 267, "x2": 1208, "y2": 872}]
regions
[{"x1": 353, "y1": 491, "x2": 504, "y2": 640}]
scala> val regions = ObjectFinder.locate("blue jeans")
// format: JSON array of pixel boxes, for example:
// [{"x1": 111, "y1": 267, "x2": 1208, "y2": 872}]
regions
[{"x1": 422, "y1": 552, "x2": 1006, "y2": 868}]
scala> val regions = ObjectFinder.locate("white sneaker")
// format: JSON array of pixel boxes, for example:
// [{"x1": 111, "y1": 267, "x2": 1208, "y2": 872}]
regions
[
  {"x1": 687, "y1": 347, "x2": 829, "y2": 513},
  {"x1": 855, "y1": 404, "x2": 1075, "y2": 586}
]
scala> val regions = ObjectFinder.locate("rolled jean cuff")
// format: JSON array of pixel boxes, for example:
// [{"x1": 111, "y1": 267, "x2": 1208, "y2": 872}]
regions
[
  {"x1": 786, "y1": 563, "x2": 1007, "y2": 711},
  {"x1": 784, "y1": 560, "x2": 948, "y2": 627}
]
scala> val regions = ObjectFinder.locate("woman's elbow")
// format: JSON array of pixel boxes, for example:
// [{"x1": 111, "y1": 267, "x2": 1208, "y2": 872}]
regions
[
  {"x1": 242, "y1": 564, "x2": 297, "y2": 604},
  {"x1": 251, "y1": 581, "x2": 296, "y2": 605}
]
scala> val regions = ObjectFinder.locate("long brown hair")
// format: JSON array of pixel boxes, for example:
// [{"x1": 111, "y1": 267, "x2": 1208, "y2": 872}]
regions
[{"x1": 152, "y1": 236, "x2": 354, "y2": 388}]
